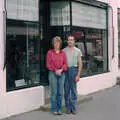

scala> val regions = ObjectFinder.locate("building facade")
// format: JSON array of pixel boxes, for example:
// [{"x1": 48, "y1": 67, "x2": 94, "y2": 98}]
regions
[{"x1": 0, "y1": 0, "x2": 119, "y2": 119}]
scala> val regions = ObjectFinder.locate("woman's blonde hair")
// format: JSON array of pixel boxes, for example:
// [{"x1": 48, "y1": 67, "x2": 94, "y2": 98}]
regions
[{"x1": 52, "y1": 36, "x2": 62, "y2": 49}]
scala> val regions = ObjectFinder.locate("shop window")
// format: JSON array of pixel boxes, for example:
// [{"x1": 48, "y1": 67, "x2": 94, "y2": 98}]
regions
[
  {"x1": 5, "y1": 0, "x2": 41, "y2": 91},
  {"x1": 6, "y1": 20, "x2": 40, "y2": 91}
]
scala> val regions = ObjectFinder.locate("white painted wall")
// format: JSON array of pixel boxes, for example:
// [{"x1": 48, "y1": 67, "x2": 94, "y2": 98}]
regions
[
  {"x1": 118, "y1": 0, "x2": 120, "y2": 8},
  {"x1": 0, "y1": 86, "x2": 44, "y2": 119},
  {"x1": 0, "y1": 0, "x2": 4, "y2": 94},
  {"x1": 77, "y1": 73, "x2": 116, "y2": 95}
]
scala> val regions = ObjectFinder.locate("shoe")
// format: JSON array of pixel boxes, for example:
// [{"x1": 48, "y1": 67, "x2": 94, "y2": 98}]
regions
[
  {"x1": 57, "y1": 110, "x2": 63, "y2": 115},
  {"x1": 52, "y1": 111, "x2": 58, "y2": 115},
  {"x1": 66, "y1": 109, "x2": 71, "y2": 114},
  {"x1": 71, "y1": 110, "x2": 77, "y2": 115}
]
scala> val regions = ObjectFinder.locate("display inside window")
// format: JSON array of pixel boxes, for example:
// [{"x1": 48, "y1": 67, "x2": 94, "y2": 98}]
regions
[
  {"x1": 72, "y1": 28, "x2": 108, "y2": 75},
  {"x1": 6, "y1": 20, "x2": 40, "y2": 91}
]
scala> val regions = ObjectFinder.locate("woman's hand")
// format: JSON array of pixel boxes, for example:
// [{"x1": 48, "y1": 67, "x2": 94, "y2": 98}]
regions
[{"x1": 55, "y1": 69, "x2": 63, "y2": 76}]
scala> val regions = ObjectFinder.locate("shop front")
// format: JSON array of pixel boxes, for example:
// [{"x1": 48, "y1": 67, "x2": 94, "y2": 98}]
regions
[{"x1": 0, "y1": 0, "x2": 118, "y2": 119}]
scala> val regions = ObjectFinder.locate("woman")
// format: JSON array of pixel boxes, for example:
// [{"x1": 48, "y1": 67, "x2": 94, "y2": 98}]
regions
[{"x1": 46, "y1": 36, "x2": 67, "y2": 115}]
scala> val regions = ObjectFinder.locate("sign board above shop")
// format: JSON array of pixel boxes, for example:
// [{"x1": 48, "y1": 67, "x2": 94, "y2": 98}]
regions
[
  {"x1": 72, "y1": 2, "x2": 107, "y2": 29},
  {"x1": 6, "y1": 0, "x2": 39, "y2": 21}
]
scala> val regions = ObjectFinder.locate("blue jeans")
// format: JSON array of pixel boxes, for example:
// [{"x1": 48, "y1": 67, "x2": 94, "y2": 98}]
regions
[
  {"x1": 64, "y1": 67, "x2": 78, "y2": 111},
  {"x1": 49, "y1": 71, "x2": 65, "y2": 112}
]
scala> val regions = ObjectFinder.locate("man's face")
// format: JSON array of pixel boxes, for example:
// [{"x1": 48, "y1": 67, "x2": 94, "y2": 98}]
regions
[{"x1": 67, "y1": 36, "x2": 75, "y2": 47}]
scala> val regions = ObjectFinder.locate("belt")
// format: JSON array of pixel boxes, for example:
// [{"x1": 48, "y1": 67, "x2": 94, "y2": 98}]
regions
[{"x1": 68, "y1": 66, "x2": 78, "y2": 68}]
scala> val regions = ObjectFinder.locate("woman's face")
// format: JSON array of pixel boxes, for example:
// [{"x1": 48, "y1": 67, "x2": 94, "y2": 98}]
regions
[{"x1": 53, "y1": 40, "x2": 60, "y2": 50}]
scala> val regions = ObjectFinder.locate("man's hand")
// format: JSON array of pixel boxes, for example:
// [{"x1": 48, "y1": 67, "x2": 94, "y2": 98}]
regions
[{"x1": 75, "y1": 75, "x2": 80, "y2": 82}]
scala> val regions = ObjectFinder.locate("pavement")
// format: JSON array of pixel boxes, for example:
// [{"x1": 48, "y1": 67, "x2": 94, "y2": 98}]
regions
[{"x1": 1, "y1": 85, "x2": 120, "y2": 120}]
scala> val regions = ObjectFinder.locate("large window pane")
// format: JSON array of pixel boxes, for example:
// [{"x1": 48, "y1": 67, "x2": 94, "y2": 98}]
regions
[
  {"x1": 72, "y1": 2, "x2": 107, "y2": 29},
  {"x1": 6, "y1": 20, "x2": 40, "y2": 91},
  {"x1": 6, "y1": 0, "x2": 39, "y2": 21},
  {"x1": 73, "y1": 28, "x2": 108, "y2": 76},
  {"x1": 50, "y1": 1, "x2": 70, "y2": 26}
]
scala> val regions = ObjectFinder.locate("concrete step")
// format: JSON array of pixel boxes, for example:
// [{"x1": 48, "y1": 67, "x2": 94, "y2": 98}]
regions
[{"x1": 38, "y1": 95, "x2": 93, "y2": 112}]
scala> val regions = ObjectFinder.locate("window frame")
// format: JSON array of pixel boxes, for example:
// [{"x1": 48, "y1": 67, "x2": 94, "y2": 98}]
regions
[{"x1": 5, "y1": 0, "x2": 41, "y2": 92}]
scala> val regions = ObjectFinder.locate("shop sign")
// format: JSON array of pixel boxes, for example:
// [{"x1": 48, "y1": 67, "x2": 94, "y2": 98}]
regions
[{"x1": 71, "y1": 31, "x2": 84, "y2": 39}]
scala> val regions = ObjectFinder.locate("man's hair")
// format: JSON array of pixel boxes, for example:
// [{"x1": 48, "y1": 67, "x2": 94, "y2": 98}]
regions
[{"x1": 67, "y1": 35, "x2": 75, "y2": 41}]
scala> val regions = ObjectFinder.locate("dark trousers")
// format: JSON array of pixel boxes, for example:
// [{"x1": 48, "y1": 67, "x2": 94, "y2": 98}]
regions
[{"x1": 64, "y1": 67, "x2": 78, "y2": 111}]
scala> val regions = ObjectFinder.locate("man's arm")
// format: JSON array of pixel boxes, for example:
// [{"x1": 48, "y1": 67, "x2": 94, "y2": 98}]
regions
[
  {"x1": 77, "y1": 56, "x2": 82, "y2": 76},
  {"x1": 75, "y1": 55, "x2": 82, "y2": 82}
]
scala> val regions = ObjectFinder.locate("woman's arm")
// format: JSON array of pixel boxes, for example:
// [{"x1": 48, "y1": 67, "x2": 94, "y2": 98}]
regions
[{"x1": 46, "y1": 50, "x2": 56, "y2": 71}]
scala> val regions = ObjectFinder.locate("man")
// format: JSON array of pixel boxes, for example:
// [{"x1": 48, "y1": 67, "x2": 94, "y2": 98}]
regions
[{"x1": 63, "y1": 35, "x2": 82, "y2": 115}]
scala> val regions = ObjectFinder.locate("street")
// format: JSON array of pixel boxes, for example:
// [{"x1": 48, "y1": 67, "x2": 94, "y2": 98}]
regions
[{"x1": 2, "y1": 86, "x2": 120, "y2": 120}]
